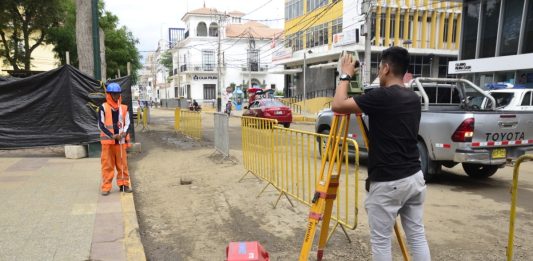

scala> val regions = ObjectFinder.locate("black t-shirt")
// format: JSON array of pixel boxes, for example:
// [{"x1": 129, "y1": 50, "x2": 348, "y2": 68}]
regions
[{"x1": 354, "y1": 85, "x2": 421, "y2": 182}]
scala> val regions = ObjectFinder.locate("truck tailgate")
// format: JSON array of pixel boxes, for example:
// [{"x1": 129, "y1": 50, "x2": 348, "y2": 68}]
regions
[{"x1": 472, "y1": 112, "x2": 533, "y2": 148}]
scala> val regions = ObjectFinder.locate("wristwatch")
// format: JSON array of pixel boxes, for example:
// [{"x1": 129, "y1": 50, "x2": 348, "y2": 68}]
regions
[{"x1": 339, "y1": 73, "x2": 352, "y2": 81}]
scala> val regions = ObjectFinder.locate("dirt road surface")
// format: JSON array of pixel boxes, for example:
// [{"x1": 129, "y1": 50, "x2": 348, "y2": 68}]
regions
[{"x1": 130, "y1": 109, "x2": 533, "y2": 260}]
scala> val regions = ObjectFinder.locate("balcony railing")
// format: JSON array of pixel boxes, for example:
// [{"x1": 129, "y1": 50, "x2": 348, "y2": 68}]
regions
[
  {"x1": 241, "y1": 63, "x2": 269, "y2": 72},
  {"x1": 179, "y1": 64, "x2": 216, "y2": 73}
]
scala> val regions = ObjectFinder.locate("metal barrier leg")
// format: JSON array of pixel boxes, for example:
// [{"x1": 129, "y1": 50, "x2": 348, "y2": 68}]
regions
[
  {"x1": 272, "y1": 191, "x2": 294, "y2": 209},
  {"x1": 257, "y1": 182, "x2": 274, "y2": 198},
  {"x1": 239, "y1": 170, "x2": 260, "y2": 183},
  {"x1": 325, "y1": 222, "x2": 352, "y2": 244}
]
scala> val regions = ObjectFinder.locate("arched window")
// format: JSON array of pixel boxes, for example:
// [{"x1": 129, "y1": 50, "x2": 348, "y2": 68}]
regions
[
  {"x1": 209, "y1": 22, "x2": 219, "y2": 37},
  {"x1": 197, "y1": 22, "x2": 207, "y2": 36}
]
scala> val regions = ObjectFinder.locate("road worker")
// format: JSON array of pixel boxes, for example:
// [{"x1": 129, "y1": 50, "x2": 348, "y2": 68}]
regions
[
  {"x1": 98, "y1": 82, "x2": 132, "y2": 196},
  {"x1": 332, "y1": 47, "x2": 430, "y2": 261}
]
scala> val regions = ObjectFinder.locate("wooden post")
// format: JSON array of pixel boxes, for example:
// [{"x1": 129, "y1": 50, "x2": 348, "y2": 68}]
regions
[
  {"x1": 127, "y1": 62, "x2": 131, "y2": 75},
  {"x1": 66, "y1": 51, "x2": 70, "y2": 65},
  {"x1": 118, "y1": 69, "x2": 121, "y2": 78}
]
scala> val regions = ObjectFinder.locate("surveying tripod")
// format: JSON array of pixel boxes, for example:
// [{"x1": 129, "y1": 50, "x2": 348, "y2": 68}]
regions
[{"x1": 298, "y1": 52, "x2": 410, "y2": 260}]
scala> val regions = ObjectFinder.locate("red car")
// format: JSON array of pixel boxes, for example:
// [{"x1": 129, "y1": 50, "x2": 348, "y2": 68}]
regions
[{"x1": 244, "y1": 99, "x2": 293, "y2": 128}]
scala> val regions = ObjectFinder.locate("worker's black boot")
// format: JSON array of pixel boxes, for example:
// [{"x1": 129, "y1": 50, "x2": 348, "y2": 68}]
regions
[{"x1": 120, "y1": 185, "x2": 132, "y2": 193}]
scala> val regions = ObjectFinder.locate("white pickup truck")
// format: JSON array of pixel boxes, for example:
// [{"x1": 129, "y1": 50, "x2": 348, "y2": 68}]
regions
[
  {"x1": 315, "y1": 78, "x2": 533, "y2": 180},
  {"x1": 472, "y1": 88, "x2": 533, "y2": 111}
]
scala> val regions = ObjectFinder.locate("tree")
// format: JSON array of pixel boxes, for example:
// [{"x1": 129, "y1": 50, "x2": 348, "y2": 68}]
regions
[
  {"x1": 47, "y1": 0, "x2": 77, "y2": 66},
  {"x1": 0, "y1": 0, "x2": 68, "y2": 73},
  {"x1": 99, "y1": 8, "x2": 141, "y2": 82},
  {"x1": 47, "y1": 0, "x2": 142, "y2": 83},
  {"x1": 160, "y1": 50, "x2": 173, "y2": 77}
]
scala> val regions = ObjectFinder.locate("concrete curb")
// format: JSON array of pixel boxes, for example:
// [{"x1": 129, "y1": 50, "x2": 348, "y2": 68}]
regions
[{"x1": 121, "y1": 193, "x2": 147, "y2": 261}]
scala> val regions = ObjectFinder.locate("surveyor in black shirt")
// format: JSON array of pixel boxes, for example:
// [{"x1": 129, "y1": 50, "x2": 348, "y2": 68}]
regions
[{"x1": 332, "y1": 47, "x2": 430, "y2": 261}]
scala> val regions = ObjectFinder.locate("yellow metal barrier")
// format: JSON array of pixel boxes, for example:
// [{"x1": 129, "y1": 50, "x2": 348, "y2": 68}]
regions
[
  {"x1": 294, "y1": 97, "x2": 333, "y2": 114},
  {"x1": 240, "y1": 116, "x2": 360, "y2": 239},
  {"x1": 142, "y1": 108, "x2": 148, "y2": 130},
  {"x1": 272, "y1": 127, "x2": 360, "y2": 235},
  {"x1": 278, "y1": 99, "x2": 303, "y2": 114},
  {"x1": 174, "y1": 109, "x2": 181, "y2": 131},
  {"x1": 507, "y1": 154, "x2": 533, "y2": 261},
  {"x1": 240, "y1": 116, "x2": 278, "y2": 182},
  {"x1": 136, "y1": 107, "x2": 142, "y2": 127},
  {"x1": 178, "y1": 110, "x2": 202, "y2": 139}
]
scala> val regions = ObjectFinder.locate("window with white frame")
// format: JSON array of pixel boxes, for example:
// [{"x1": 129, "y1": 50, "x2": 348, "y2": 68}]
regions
[
  {"x1": 202, "y1": 50, "x2": 215, "y2": 71},
  {"x1": 306, "y1": 0, "x2": 327, "y2": 12},
  {"x1": 331, "y1": 18, "x2": 343, "y2": 37},
  {"x1": 306, "y1": 22, "x2": 328, "y2": 48}
]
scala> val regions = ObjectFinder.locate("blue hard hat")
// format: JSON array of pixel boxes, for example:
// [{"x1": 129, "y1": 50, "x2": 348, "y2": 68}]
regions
[{"x1": 106, "y1": 83, "x2": 122, "y2": 93}]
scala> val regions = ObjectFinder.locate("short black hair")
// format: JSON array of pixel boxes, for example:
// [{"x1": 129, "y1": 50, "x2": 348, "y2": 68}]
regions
[{"x1": 380, "y1": 46, "x2": 409, "y2": 77}]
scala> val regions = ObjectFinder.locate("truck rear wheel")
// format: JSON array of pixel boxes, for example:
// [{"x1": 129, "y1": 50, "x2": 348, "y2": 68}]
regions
[
  {"x1": 462, "y1": 163, "x2": 499, "y2": 179},
  {"x1": 418, "y1": 140, "x2": 440, "y2": 181}
]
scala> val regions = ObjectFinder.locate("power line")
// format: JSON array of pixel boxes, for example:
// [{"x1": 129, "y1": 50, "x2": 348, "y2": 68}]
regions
[{"x1": 243, "y1": 0, "x2": 274, "y2": 17}]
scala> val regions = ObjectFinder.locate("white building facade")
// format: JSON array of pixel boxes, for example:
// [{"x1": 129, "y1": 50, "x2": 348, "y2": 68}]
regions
[{"x1": 169, "y1": 7, "x2": 284, "y2": 106}]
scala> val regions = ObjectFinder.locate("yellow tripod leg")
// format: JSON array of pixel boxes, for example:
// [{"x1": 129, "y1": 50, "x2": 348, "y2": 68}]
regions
[
  {"x1": 316, "y1": 114, "x2": 351, "y2": 260},
  {"x1": 299, "y1": 114, "x2": 347, "y2": 261},
  {"x1": 355, "y1": 114, "x2": 411, "y2": 261}
]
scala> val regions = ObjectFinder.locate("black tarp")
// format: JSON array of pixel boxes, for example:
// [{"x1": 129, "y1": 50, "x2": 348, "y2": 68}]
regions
[{"x1": 0, "y1": 65, "x2": 107, "y2": 148}]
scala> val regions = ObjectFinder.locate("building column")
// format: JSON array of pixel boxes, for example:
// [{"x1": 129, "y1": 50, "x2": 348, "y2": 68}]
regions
[
  {"x1": 403, "y1": 10, "x2": 410, "y2": 43},
  {"x1": 421, "y1": 11, "x2": 428, "y2": 48},
  {"x1": 430, "y1": 11, "x2": 437, "y2": 49},
  {"x1": 431, "y1": 56, "x2": 439, "y2": 77},
  {"x1": 455, "y1": 13, "x2": 462, "y2": 50},
  {"x1": 385, "y1": 7, "x2": 391, "y2": 46},
  {"x1": 394, "y1": 8, "x2": 401, "y2": 45},
  {"x1": 376, "y1": 6, "x2": 382, "y2": 46},
  {"x1": 447, "y1": 13, "x2": 454, "y2": 49},
  {"x1": 413, "y1": 10, "x2": 419, "y2": 48},
  {"x1": 438, "y1": 12, "x2": 445, "y2": 49}
]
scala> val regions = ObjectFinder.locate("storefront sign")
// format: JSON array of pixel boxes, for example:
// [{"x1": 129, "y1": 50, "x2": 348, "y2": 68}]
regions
[
  {"x1": 454, "y1": 62, "x2": 472, "y2": 72},
  {"x1": 449, "y1": 53, "x2": 533, "y2": 74},
  {"x1": 272, "y1": 47, "x2": 292, "y2": 61},
  {"x1": 193, "y1": 75, "x2": 217, "y2": 80}
]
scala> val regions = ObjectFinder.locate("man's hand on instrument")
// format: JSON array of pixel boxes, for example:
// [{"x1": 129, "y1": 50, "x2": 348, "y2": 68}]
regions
[{"x1": 340, "y1": 53, "x2": 360, "y2": 78}]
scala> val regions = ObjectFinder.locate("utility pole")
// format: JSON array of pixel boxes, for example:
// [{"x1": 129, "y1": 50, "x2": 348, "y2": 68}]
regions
[
  {"x1": 303, "y1": 51, "x2": 306, "y2": 105},
  {"x1": 216, "y1": 13, "x2": 226, "y2": 112},
  {"x1": 66, "y1": 51, "x2": 70, "y2": 65},
  {"x1": 363, "y1": 0, "x2": 373, "y2": 86}
]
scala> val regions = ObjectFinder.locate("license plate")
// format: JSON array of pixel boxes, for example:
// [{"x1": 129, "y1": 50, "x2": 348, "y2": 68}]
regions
[
  {"x1": 275, "y1": 111, "x2": 283, "y2": 115},
  {"x1": 492, "y1": 148, "x2": 506, "y2": 159}
]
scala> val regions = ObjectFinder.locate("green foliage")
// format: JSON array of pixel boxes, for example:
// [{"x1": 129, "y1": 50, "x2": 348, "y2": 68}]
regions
[
  {"x1": 100, "y1": 8, "x2": 141, "y2": 83},
  {"x1": 0, "y1": 0, "x2": 68, "y2": 72},
  {"x1": 160, "y1": 50, "x2": 173, "y2": 77},
  {"x1": 46, "y1": 0, "x2": 142, "y2": 83},
  {"x1": 47, "y1": 0, "x2": 77, "y2": 66}
]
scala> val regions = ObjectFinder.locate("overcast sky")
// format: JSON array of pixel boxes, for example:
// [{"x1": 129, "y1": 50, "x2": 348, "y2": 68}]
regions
[{"x1": 104, "y1": 0, "x2": 284, "y2": 62}]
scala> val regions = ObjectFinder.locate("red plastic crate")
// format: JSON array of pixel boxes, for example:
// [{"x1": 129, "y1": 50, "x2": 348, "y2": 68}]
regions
[{"x1": 226, "y1": 241, "x2": 270, "y2": 261}]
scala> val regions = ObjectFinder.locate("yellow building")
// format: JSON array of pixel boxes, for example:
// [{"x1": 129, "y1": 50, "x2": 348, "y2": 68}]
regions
[
  {"x1": 0, "y1": 32, "x2": 59, "y2": 77},
  {"x1": 274, "y1": 0, "x2": 463, "y2": 98}
]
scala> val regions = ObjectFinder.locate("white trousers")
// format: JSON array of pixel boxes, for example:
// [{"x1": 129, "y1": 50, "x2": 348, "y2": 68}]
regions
[{"x1": 365, "y1": 170, "x2": 431, "y2": 261}]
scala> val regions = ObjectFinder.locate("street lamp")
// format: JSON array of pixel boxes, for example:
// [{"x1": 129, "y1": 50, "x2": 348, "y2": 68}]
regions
[{"x1": 303, "y1": 49, "x2": 312, "y2": 107}]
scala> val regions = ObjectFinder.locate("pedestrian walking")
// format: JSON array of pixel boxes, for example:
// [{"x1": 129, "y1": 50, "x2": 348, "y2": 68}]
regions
[
  {"x1": 98, "y1": 82, "x2": 133, "y2": 196},
  {"x1": 225, "y1": 100, "x2": 232, "y2": 116},
  {"x1": 331, "y1": 47, "x2": 431, "y2": 261}
]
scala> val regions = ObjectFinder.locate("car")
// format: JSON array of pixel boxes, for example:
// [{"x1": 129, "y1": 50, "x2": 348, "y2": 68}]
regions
[
  {"x1": 243, "y1": 99, "x2": 292, "y2": 128},
  {"x1": 132, "y1": 100, "x2": 140, "y2": 118}
]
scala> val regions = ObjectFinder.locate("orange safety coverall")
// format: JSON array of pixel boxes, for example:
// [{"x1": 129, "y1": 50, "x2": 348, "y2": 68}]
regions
[{"x1": 99, "y1": 102, "x2": 131, "y2": 192}]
